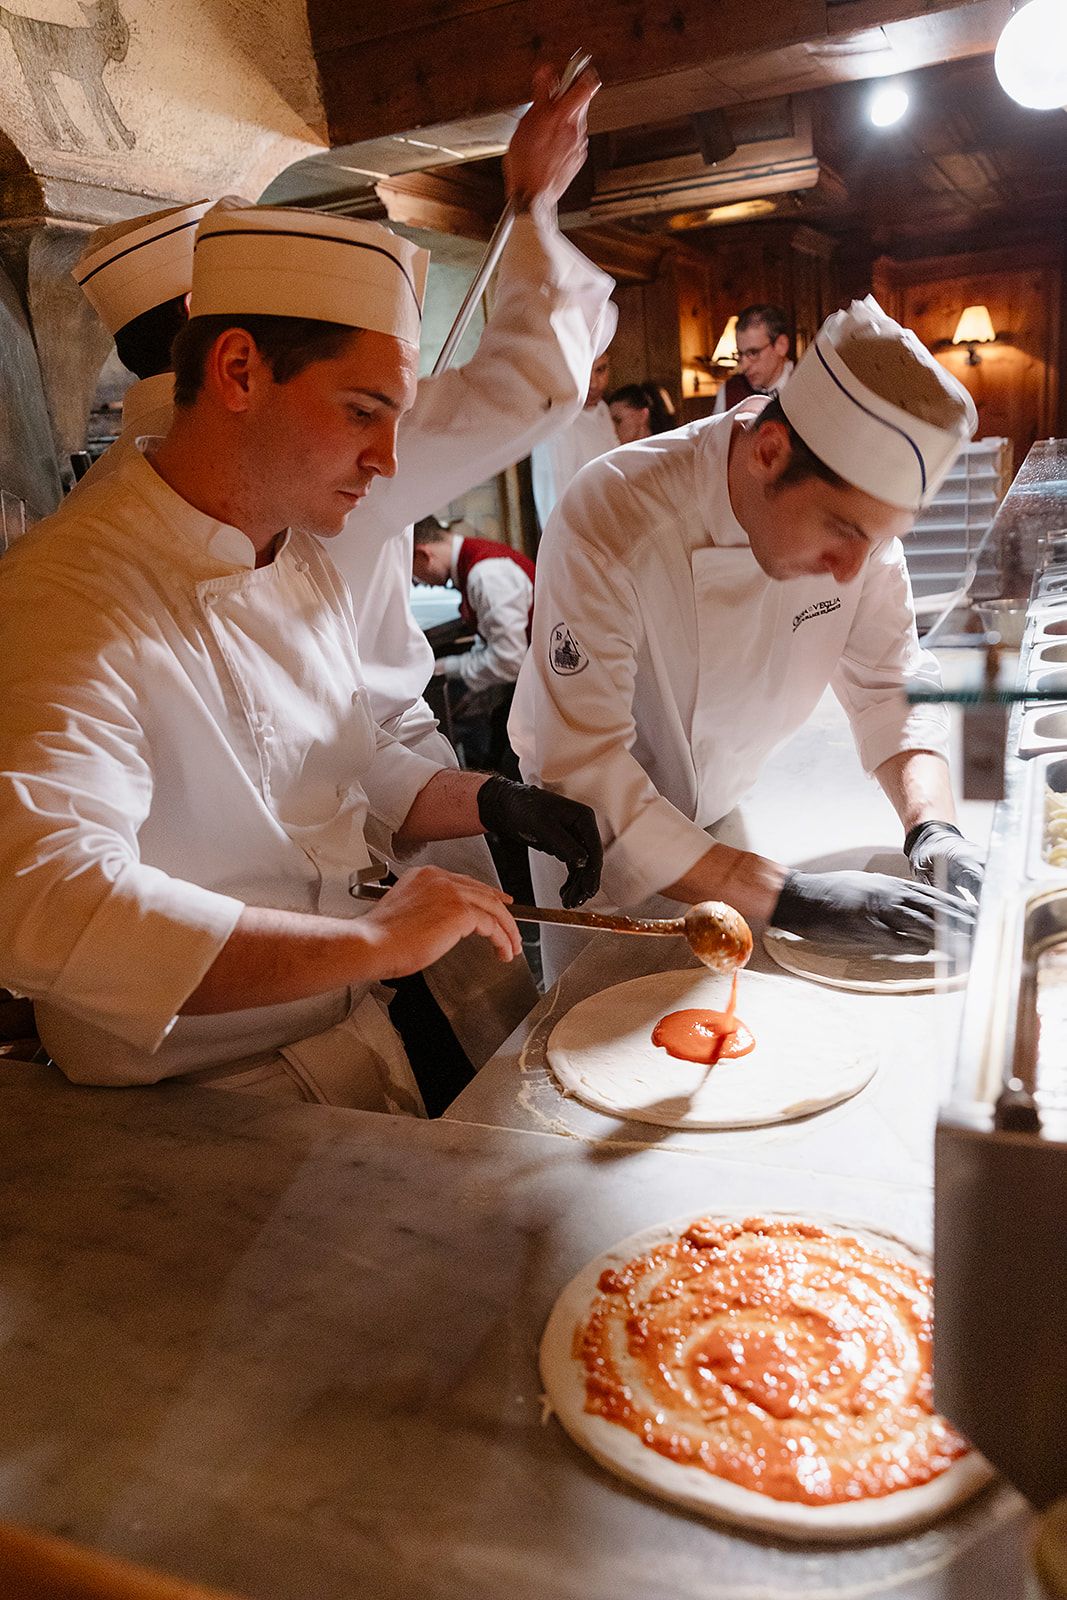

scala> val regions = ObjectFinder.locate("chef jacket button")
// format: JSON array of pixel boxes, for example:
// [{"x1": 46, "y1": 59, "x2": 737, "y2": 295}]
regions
[{"x1": 294, "y1": 558, "x2": 309, "y2": 573}]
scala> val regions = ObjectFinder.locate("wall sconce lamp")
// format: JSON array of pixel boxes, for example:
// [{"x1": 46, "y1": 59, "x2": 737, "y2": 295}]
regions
[
  {"x1": 690, "y1": 316, "x2": 739, "y2": 396},
  {"x1": 710, "y1": 316, "x2": 739, "y2": 368},
  {"x1": 951, "y1": 305, "x2": 998, "y2": 365}
]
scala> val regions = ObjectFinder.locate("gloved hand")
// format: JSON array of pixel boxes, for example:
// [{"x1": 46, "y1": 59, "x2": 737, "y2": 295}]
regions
[
  {"x1": 477, "y1": 775, "x2": 603, "y2": 908},
  {"x1": 905, "y1": 820, "x2": 984, "y2": 903},
  {"x1": 771, "y1": 869, "x2": 977, "y2": 953}
]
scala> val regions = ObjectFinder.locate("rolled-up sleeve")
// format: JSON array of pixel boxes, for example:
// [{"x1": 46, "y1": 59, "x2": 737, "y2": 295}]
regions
[
  {"x1": 511, "y1": 504, "x2": 711, "y2": 908},
  {"x1": 831, "y1": 537, "x2": 951, "y2": 773},
  {"x1": 0, "y1": 586, "x2": 242, "y2": 1052},
  {"x1": 361, "y1": 724, "x2": 443, "y2": 836}
]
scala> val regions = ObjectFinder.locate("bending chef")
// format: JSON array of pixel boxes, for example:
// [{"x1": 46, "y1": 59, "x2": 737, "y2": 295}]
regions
[{"x1": 511, "y1": 298, "x2": 983, "y2": 980}]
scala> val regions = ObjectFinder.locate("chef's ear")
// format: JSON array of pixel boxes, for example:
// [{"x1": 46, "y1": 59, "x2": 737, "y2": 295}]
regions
[
  {"x1": 748, "y1": 417, "x2": 792, "y2": 485},
  {"x1": 205, "y1": 327, "x2": 266, "y2": 414}
]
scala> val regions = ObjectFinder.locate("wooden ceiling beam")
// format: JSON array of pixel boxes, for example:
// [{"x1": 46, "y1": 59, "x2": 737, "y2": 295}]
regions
[{"x1": 309, "y1": 0, "x2": 989, "y2": 147}]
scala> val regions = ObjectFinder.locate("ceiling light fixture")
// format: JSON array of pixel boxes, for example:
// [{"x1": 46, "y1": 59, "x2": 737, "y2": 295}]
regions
[
  {"x1": 995, "y1": 0, "x2": 1067, "y2": 109},
  {"x1": 869, "y1": 81, "x2": 910, "y2": 128}
]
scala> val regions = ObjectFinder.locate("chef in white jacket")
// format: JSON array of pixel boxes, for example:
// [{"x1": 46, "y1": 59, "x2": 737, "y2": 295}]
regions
[
  {"x1": 69, "y1": 198, "x2": 212, "y2": 498},
  {"x1": 0, "y1": 204, "x2": 602, "y2": 1106},
  {"x1": 530, "y1": 346, "x2": 617, "y2": 529},
  {"x1": 512, "y1": 298, "x2": 985, "y2": 980},
  {"x1": 71, "y1": 66, "x2": 616, "y2": 1067}
]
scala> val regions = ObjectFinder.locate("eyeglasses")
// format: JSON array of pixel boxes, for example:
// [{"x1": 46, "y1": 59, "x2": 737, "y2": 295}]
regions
[{"x1": 737, "y1": 342, "x2": 772, "y2": 362}]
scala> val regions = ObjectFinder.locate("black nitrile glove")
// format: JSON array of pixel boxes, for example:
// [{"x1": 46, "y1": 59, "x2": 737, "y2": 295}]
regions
[
  {"x1": 905, "y1": 820, "x2": 984, "y2": 903},
  {"x1": 477, "y1": 775, "x2": 603, "y2": 908},
  {"x1": 771, "y1": 869, "x2": 976, "y2": 954}
]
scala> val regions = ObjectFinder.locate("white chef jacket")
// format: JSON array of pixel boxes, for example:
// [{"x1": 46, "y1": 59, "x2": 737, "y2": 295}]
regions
[
  {"x1": 63, "y1": 215, "x2": 615, "y2": 1068},
  {"x1": 332, "y1": 211, "x2": 615, "y2": 742},
  {"x1": 65, "y1": 371, "x2": 175, "y2": 504},
  {"x1": 0, "y1": 448, "x2": 443, "y2": 1099},
  {"x1": 441, "y1": 534, "x2": 533, "y2": 692},
  {"x1": 530, "y1": 398, "x2": 618, "y2": 530},
  {"x1": 327, "y1": 211, "x2": 614, "y2": 1064},
  {"x1": 711, "y1": 358, "x2": 794, "y2": 415},
  {"x1": 511, "y1": 409, "x2": 950, "y2": 915}
]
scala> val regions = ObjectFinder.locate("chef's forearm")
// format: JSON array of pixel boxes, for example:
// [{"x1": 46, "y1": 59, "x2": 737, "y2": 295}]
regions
[
  {"x1": 874, "y1": 749, "x2": 956, "y2": 835},
  {"x1": 394, "y1": 768, "x2": 489, "y2": 845},
  {"x1": 662, "y1": 842, "x2": 787, "y2": 925},
  {"x1": 182, "y1": 905, "x2": 392, "y2": 1014}
]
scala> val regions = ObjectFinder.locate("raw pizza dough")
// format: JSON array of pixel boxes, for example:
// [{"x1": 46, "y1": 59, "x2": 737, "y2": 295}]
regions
[
  {"x1": 763, "y1": 927, "x2": 969, "y2": 994},
  {"x1": 539, "y1": 1210, "x2": 995, "y2": 1542},
  {"x1": 545, "y1": 967, "x2": 877, "y2": 1129}
]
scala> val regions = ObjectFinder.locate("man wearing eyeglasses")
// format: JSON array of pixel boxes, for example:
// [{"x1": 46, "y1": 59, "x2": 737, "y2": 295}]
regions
[{"x1": 713, "y1": 304, "x2": 794, "y2": 414}]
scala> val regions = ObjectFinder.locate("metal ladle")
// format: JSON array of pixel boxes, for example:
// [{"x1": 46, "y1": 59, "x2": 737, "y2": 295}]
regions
[{"x1": 352, "y1": 885, "x2": 753, "y2": 976}]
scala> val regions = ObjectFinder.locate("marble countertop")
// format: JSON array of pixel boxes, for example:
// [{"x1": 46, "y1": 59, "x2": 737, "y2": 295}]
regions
[
  {"x1": 446, "y1": 688, "x2": 990, "y2": 1190},
  {"x1": 0, "y1": 1069, "x2": 1030, "y2": 1600}
]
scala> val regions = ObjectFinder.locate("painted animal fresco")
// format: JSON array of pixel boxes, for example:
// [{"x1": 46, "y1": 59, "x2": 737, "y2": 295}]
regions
[{"x1": 0, "y1": 1, "x2": 135, "y2": 151}]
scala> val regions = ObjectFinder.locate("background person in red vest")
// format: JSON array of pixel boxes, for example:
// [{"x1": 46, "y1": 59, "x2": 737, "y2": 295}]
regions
[
  {"x1": 713, "y1": 304, "x2": 795, "y2": 413},
  {"x1": 413, "y1": 516, "x2": 535, "y2": 771}
]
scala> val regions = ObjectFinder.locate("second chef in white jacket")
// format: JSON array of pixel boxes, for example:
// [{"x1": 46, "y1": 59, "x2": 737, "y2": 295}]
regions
[
  {"x1": 512, "y1": 298, "x2": 986, "y2": 979},
  {"x1": 71, "y1": 66, "x2": 615, "y2": 1067}
]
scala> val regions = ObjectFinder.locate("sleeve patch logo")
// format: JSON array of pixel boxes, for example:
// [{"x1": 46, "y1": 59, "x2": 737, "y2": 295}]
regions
[{"x1": 550, "y1": 622, "x2": 589, "y2": 676}]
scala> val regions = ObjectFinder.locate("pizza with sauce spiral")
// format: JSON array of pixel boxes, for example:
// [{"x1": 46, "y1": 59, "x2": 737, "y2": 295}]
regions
[{"x1": 539, "y1": 1213, "x2": 994, "y2": 1540}]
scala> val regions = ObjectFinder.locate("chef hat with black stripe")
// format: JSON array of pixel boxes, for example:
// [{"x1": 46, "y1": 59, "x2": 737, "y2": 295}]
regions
[
  {"x1": 781, "y1": 296, "x2": 977, "y2": 511},
  {"x1": 73, "y1": 200, "x2": 211, "y2": 335},
  {"x1": 190, "y1": 200, "x2": 429, "y2": 350}
]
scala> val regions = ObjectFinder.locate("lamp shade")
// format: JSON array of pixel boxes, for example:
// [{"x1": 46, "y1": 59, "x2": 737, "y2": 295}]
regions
[
  {"x1": 711, "y1": 315, "x2": 738, "y2": 366},
  {"x1": 952, "y1": 305, "x2": 996, "y2": 346}
]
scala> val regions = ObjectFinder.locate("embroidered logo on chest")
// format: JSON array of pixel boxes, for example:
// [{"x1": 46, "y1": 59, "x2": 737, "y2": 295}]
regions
[
  {"x1": 550, "y1": 622, "x2": 589, "y2": 676},
  {"x1": 792, "y1": 596, "x2": 842, "y2": 633}
]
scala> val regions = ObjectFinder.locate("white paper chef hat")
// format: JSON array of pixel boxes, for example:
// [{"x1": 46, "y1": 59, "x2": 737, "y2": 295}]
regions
[
  {"x1": 73, "y1": 200, "x2": 211, "y2": 335},
  {"x1": 190, "y1": 201, "x2": 429, "y2": 349},
  {"x1": 780, "y1": 296, "x2": 978, "y2": 510}
]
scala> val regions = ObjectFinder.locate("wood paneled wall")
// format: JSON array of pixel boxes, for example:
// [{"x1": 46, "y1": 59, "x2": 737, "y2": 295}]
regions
[
  {"x1": 873, "y1": 241, "x2": 1066, "y2": 475},
  {"x1": 607, "y1": 223, "x2": 838, "y2": 421}
]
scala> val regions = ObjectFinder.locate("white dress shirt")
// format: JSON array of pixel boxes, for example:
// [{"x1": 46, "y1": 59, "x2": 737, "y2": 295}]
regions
[
  {"x1": 0, "y1": 449, "x2": 441, "y2": 1099},
  {"x1": 712, "y1": 358, "x2": 795, "y2": 414},
  {"x1": 441, "y1": 534, "x2": 534, "y2": 693},
  {"x1": 530, "y1": 398, "x2": 618, "y2": 529}
]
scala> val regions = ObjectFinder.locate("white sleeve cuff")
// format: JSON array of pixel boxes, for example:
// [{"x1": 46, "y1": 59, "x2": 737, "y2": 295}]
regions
[
  {"x1": 53, "y1": 862, "x2": 244, "y2": 1053},
  {"x1": 602, "y1": 794, "x2": 713, "y2": 908}
]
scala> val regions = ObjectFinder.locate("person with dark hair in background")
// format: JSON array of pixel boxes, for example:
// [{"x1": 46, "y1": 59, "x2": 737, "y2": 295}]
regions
[
  {"x1": 712, "y1": 303, "x2": 794, "y2": 414},
  {"x1": 608, "y1": 381, "x2": 676, "y2": 444}
]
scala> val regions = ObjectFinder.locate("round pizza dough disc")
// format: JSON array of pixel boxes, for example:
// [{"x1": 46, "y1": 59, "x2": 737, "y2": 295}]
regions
[
  {"x1": 763, "y1": 927, "x2": 969, "y2": 994},
  {"x1": 540, "y1": 1210, "x2": 995, "y2": 1543},
  {"x1": 545, "y1": 967, "x2": 877, "y2": 1129}
]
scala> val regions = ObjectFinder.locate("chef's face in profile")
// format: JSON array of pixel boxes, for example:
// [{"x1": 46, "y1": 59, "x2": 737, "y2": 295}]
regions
[
  {"x1": 585, "y1": 353, "x2": 611, "y2": 409},
  {"x1": 742, "y1": 419, "x2": 913, "y2": 584},
  {"x1": 248, "y1": 327, "x2": 418, "y2": 539},
  {"x1": 610, "y1": 399, "x2": 650, "y2": 444}
]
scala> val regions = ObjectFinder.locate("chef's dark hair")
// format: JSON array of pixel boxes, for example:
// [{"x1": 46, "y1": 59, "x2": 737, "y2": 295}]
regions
[
  {"x1": 736, "y1": 303, "x2": 791, "y2": 347},
  {"x1": 413, "y1": 516, "x2": 450, "y2": 545},
  {"x1": 171, "y1": 314, "x2": 359, "y2": 407},
  {"x1": 755, "y1": 396, "x2": 846, "y2": 491},
  {"x1": 607, "y1": 382, "x2": 676, "y2": 434},
  {"x1": 114, "y1": 294, "x2": 189, "y2": 381}
]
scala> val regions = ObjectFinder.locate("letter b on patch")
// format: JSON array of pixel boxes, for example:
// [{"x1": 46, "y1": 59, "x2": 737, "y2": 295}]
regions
[{"x1": 550, "y1": 622, "x2": 589, "y2": 676}]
